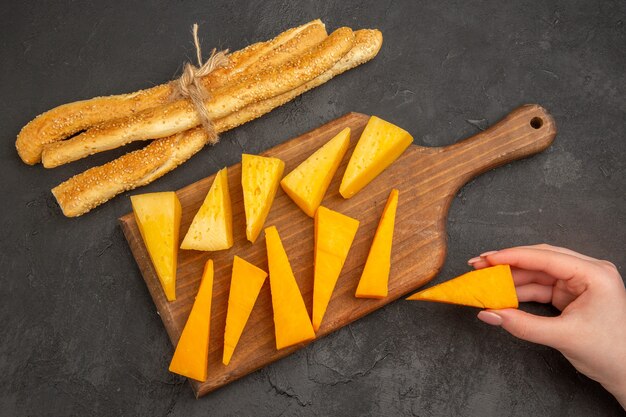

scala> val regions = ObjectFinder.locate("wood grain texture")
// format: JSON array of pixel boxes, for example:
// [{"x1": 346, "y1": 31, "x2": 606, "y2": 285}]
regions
[{"x1": 119, "y1": 104, "x2": 556, "y2": 397}]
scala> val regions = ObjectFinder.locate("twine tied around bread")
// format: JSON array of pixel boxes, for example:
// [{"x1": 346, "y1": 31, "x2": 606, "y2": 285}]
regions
[{"x1": 170, "y1": 23, "x2": 229, "y2": 144}]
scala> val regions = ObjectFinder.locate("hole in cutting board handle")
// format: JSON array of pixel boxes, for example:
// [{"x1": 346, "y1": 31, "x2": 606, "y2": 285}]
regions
[{"x1": 530, "y1": 117, "x2": 543, "y2": 129}]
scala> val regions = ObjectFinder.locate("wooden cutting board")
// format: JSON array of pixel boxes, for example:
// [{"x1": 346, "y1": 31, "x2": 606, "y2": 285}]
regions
[{"x1": 119, "y1": 104, "x2": 556, "y2": 398}]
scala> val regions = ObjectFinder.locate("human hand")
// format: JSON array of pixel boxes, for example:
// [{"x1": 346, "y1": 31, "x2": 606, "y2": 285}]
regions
[{"x1": 468, "y1": 244, "x2": 626, "y2": 408}]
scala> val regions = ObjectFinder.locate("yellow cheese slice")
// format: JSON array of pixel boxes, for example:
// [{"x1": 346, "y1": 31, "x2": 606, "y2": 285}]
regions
[
  {"x1": 181, "y1": 167, "x2": 233, "y2": 251},
  {"x1": 265, "y1": 226, "x2": 316, "y2": 349},
  {"x1": 281, "y1": 128, "x2": 350, "y2": 217},
  {"x1": 406, "y1": 265, "x2": 519, "y2": 309},
  {"x1": 242, "y1": 154, "x2": 285, "y2": 243},
  {"x1": 168, "y1": 259, "x2": 214, "y2": 382},
  {"x1": 340, "y1": 117, "x2": 412, "y2": 198},
  {"x1": 223, "y1": 256, "x2": 268, "y2": 365},
  {"x1": 131, "y1": 192, "x2": 181, "y2": 301},
  {"x1": 355, "y1": 189, "x2": 399, "y2": 299},
  {"x1": 313, "y1": 206, "x2": 359, "y2": 331}
]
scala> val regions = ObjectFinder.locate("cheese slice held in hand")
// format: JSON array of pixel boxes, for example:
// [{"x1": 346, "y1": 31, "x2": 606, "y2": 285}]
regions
[
  {"x1": 131, "y1": 192, "x2": 181, "y2": 301},
  {"x1": 355, "y1": 189, "x2": 399, "y2": 299},
  {"x1": 265, "y1": 226, "x2": 316, "y2": 349},
  {"x1": 169, "y1": 259, "x2": 214, "y2": 382},
  {"x1": 313, "y1": 206, "x2": 359, "y2": 332},
  {"x1": 281, "y1": 128, "x2": 350, "y2": 217},
  {"x1": 242, "y1": 154, "x2": 285, "y2": 243},
  {"x1": 340, "y1": 117, "x2": 412, "y2": 198},
  {"x1": 223, "y1": 256, "x2": 268, "y2": 366},
  {"x1": 406, "y1": 264, "x2": 518, "y2": 309},
  {"x1": 181, "y1": 167, "x2": 233, "y2": 251}
]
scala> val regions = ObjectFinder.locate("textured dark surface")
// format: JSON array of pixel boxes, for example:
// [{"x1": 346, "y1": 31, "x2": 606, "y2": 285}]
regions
[{"x1": 1, "y1": 0, "x2": 625, "y2": 416}]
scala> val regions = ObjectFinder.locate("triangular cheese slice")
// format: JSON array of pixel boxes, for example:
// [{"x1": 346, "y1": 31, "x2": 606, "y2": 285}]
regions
[
  {"x1": 281, "y1": 128, "x2": 350, "y2": 217},
  {"x1": 340, "y1": 117, "x2": 412, "y2": 198},
  {"x1": 131, "y1": 192, "x2": 181, "y2": 301},
  {"x1": 181, "y1": 167, "x2": 233, "y2": 251},
  {"x1": 242, "y1": 154, "x2": 285, "y2": 243},
  {"x1": 355, "y1": 189, "x2": 399, "y2": 299},
  {"x1": 223, "y1": 256, "x2": 268, "y2": 365},
  {"x1": 265, "y1": 226, "x2": 316, "y2": 349},
  {"x1": 313, "y1": 206, "x2": 359, "y2": 331},
  {"x1": 406, "y1": 265, "x2": 518, "y2": 309},
  {"x1": 169, "y1": 259, "x2": 214, "y2": 382}
]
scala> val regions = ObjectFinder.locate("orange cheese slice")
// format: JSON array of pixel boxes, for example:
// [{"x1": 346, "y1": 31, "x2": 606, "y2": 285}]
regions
[
  {"x1": 168, "y1": 259, "x2": 214, "y2": 382},
  {"x1": 281, "y1": 128, "x2": 350, "y2": 217},
  {"x1": 340, "y1": 117, "x2": 412, "y2": 198},
  {"x1": 223, "y1": 256, "x2": 268, "y2": 365},
  {"x1": 355, "y1": 189, "x2": 399, "y2": 299},
  {"x1": 181, "y1": 168, "x2": 233, "y2": 251},
  {"x1": 242, "y1": 154, "x2": 285, "y2": 243},
  {"x1": 131, "y1": 192, "x2": 181, "y2": 301},
  {"x1": 407, "y1": 265, "x2": 519, "y2": 309},
  {"x1": 313, "y1": 206, "x2": 359, "y2": 331},
  {"x1": 265, "y1": 226, "x2": 316, "y2": 349}
]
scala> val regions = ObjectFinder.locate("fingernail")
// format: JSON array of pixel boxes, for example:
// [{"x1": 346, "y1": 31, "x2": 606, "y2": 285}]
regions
[
  {"x1": 479, "y1": 250, "x2": 499, "y2": 257},
  {"x1": 477, "y1": 311, "x2": 503, "y2": 326},
  {"x1": 467, "y1": 256, "x2": 482, "y2": 264}
]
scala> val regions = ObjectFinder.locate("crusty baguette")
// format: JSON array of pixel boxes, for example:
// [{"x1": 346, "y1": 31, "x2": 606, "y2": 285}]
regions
[
  {"x1": 16, "y1": 19, "x2": 326, "y2": 165},
  {"x1": 42, "y1": 27, "x2": 354, "y2": 168},
  {"x1": 216, "y1": 29, "x2": 384, "y2": 132},
  {"x1": 40, "y1": 22, "x2": 328, "y2": 168},
  {"x1": 52, "y1": 29, "x2": 383, "y2": 217}
]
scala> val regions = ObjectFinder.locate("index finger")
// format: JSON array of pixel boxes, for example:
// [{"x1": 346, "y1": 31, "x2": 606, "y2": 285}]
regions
[
  {"x1": 515, "y1": 244, "x2": 600, "y2": 263},
  {"x1": 484, "y1": 247, "x2": 599, "y2": 283}
]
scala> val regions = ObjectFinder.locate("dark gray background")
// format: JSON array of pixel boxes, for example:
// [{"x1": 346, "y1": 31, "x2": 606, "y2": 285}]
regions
[{"x1": 1, "y1": 0, "x2": 625, "y2": 416}]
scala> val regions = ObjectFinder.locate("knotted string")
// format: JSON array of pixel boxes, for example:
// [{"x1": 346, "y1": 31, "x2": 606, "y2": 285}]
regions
[{"x1": 171, "y1": 23, "x2": 229, "y2": 143}]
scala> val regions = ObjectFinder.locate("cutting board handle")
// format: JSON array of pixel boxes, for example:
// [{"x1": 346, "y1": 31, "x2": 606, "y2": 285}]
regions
[{"x1": 440, "y1": 104, "x2": 557, "y2": 190}]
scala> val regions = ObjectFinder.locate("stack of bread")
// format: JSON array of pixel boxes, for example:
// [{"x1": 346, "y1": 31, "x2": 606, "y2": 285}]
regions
[{"x1": 15, "y1": 20, "x2": 383, "y2": 217}]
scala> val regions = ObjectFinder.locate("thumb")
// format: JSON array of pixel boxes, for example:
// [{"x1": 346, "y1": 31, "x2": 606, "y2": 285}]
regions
[{"x1": 478, "y1": 309, "x2": 567, "y2": 348}]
